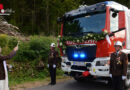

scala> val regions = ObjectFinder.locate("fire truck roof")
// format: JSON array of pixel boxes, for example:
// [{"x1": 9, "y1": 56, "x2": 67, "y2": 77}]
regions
[{"x1": 62, "y1": 1, "x2": 128, "y2": 20}]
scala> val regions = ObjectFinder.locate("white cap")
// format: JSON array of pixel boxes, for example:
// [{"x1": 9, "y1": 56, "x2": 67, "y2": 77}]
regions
[
  {"x1": 115, "y1": 41, "x2": 122, "y2": 46},
  {"x1": 50, "y1": 43, "x2": 55, "y2": 47}
]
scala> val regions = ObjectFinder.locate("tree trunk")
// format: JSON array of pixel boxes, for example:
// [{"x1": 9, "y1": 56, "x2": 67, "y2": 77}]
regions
[{"x1": 46, "y1": 0, "x2": 49, "y2": 35}]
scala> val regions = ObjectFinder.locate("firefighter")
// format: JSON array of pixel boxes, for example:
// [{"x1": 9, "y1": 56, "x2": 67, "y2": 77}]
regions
[
  {"x1": 0, "y1": 45, "x2": 18, "y2": 90},
  {"x1": 109, "y1": 41, "x2": 128, "y2": 90},
  {"x1": 48, "y1": 43, "x2": 59, "y2": 85}
]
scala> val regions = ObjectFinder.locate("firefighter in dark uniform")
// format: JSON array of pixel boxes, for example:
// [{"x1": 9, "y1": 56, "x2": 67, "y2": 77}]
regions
[
  {"x1": 48, "y1": 43, "x2": 59, "y2": 85},
  {"x1": 109, "y1": 41, "x2": 128, "y2": 90}
]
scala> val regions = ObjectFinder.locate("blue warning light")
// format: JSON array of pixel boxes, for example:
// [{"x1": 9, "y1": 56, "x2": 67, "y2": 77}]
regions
[
  {"x1": 80, "y1": 53, "x2": 86, "y2": 58},
  {"x1": 73, "y1": 53, "x2": 79, "y2": 58}
]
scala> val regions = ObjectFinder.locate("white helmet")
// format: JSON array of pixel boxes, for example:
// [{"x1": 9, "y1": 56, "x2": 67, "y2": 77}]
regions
[
  {"x1": 50, "y1": 43, "x2": 55, "y2": 47},
  {"x1": 115, "y1": 41, "x2": 122, "y2": 46}
]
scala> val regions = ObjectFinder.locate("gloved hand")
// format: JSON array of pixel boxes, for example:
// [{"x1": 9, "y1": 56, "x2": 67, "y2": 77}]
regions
[
  {"x1": 122, "y1": 76, "x2": 127, "y2": 80},
  {"x1": 110, "y1": 74, "x2": 112, "y2": 78},
  {"x1": 53, "y1": 64, "x2": 56, "y2": 68},
  {"x1": 47, "y1": 64, "x2": 49, "y2": 68}
]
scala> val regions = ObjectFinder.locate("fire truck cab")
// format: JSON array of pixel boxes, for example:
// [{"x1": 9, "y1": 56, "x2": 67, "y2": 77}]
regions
[{"x1": 58, "y1": 1, "x2": 130, "y2": 88}]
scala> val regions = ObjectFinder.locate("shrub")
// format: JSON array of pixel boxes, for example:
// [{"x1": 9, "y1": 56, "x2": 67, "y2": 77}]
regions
[
  {"x1": 0, "y1": 34, "x2": 8, "y2": 48},
  {"x1": 9, "y1": 61, "x2": 49, "y2": 85},
  {"x1": 8, "y1": 37, "x2": 18, "y2": 49},
  {"x1": 0, "y1": 34, "x2": 18, "y2": 55},
  {"x1": 12, "y1": 42, "x2": 30, "y2": 62},
  {"x1": 13, "y1": 36, "x2": 57, "y2": 64}
]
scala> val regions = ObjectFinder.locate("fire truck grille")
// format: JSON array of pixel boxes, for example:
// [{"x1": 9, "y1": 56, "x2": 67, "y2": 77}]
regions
[
  {"x1": 71, "y1": 65, "x2": 89, "y2": 71},
  {"x1": 66, "y1": 45, "x2": 97, "y2": 62}
]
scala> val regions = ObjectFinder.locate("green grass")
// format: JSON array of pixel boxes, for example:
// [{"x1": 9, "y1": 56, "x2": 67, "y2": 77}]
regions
[{"x1": 9, "y1": 69, "x2": 64, "y2": 86}]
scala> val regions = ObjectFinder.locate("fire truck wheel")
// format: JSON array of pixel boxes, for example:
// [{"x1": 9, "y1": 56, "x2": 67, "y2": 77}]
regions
[
  {"x1": 125, "y1": 74, "x2": 130, "y2": 89},
  {"x1": 73, "y1": 76, "x2": 85, "y2": 82},
  {"x1": 107, "y1": 79, "x2": 112, "y2": 86}
]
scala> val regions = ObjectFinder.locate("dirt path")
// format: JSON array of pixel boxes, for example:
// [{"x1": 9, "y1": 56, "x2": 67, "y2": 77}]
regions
[{"x1": 10, "y1": 76, "x2": 72, "y2": 90}]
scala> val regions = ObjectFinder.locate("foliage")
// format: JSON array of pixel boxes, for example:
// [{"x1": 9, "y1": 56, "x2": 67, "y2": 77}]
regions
[
  {"x1": 56, "y1": 69, "x2": 64, "y2": 76},
  {"x1": 9, "y1": 61, "x2": 63, "y2": 86},
  {"x1": 8, "y1": 61, "x2": 49, "y2": 85},
  {"x1": 8, "y1": 36, "x2": 18, "y2": 49},
  {"x1": 58, "y1": 31, "x2": 108, "y2": 48},
  {"x1": 0, "y1": 34, "x2": 8, "y2": 48},
  {"x1": 1, "y1": 0, "x2": 129, "y2": 35},
  {"x1": 13, "y1": 36, "x2": 57, "y2": 63},
  {"x1": 1, "y1": 0, "x2": 81, "y2": 35},
  {"x1": 12, "y1": 42, "x2": 31, "y2": 62},
  {"x1": 0, "y1": 35, "x2": 62, "y2": 86},
  {"x1": 0, "y1": 34, "x2": 18, "y2": 55},
  {"x1": 0, "y1": 34, "x2": 18, "y2": 48}
]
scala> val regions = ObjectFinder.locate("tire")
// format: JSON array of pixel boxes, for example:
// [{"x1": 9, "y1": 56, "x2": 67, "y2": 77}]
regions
[
  {"x1": 73, "y1": 76, "x2": 84, "y2": 82},
  {"x1": 107, "y1": 78, "x2": 112, "y2": 86}
]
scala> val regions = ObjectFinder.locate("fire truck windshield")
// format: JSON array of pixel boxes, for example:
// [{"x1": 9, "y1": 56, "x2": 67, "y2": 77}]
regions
[{"x1": 63, "y1": 12, "x2": 106, "y2": 36}]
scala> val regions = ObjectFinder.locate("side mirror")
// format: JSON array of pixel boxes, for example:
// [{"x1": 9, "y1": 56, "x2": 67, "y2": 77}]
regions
[
  {"x1": 112, "y1": 12, "x2": 117, "y2": 18},
  {"x1": 110, "y1": 8, "x2": 119, "y2": 18}
]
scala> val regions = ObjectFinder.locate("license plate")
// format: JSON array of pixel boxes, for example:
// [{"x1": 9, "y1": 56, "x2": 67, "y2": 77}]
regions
[{"x1": 73, "y1": 61, "x2": 86, "y2": 66}]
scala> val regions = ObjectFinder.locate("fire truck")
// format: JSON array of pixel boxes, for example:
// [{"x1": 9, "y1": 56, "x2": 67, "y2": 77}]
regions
[{"x1": 58, "y1": 1, "x2": 130, "y2": 88}]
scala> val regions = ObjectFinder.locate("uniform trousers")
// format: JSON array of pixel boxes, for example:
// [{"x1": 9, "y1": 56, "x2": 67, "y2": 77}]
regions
[
  {"x1": 112, "y1": 76, "x2": 124, "y2": 90},
  {"x1": 49, "y1": 66, "x2": 56, "y2": 84}
]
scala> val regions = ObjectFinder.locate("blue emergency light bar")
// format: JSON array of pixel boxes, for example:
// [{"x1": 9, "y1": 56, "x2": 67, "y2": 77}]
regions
[
  {"x1": 80, "y1": 53, "x2": 86, "y2": 58},
  {"x1": 73, "y1": 53, "x2": 79, "y2": 58},
  {"x1": 73, "y1": 53, "x2": 86, "y2": 59}
]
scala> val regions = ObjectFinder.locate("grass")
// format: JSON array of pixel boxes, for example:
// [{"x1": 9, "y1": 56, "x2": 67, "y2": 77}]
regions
[
  {"x1": 9, "y1": 69, "x2": 64, "y2": 86},
  {"x1": 10, "y1": 75, "x2": 72, "y2": 90}
]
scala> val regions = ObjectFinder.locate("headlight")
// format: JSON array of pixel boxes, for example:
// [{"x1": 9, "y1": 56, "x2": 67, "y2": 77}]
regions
[{"x1": 96, "y1": 60, "x2": 110, "y2": 66}]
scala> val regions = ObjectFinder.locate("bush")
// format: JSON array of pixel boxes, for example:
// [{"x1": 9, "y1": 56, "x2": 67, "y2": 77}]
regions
[
  {"x1": 12, "y1": 42, "x2": 31, "y2": 62},
  {"x1": 0, "y1": 34, "x2": 8, "y2": 48},
  {"x1": 0, "y1": 34, "x2": 18, "y2": 55},
  {"x1": 9, "y1": 61, "x2": 49, "y2": 85},
  {"x1": 8, "y1": 37, "x2": 18, "y2": 49},
  {"x1": 0, "y1": 34, "x2": 58, "y2": 64},
  {"x1": 0, "y1": 34, "x2": 18, "y2": 48},
  {"x1": 13, "y1": 36, "x2": 57, "y2": 63}
]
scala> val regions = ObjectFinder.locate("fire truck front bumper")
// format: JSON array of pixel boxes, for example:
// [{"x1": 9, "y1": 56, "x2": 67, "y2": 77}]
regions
[{"x1": 89, "y1": 57, "x2": 110, "y2": 77}]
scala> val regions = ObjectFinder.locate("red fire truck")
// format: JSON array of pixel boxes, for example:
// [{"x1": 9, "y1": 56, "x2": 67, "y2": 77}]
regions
[{"x1": 58, "y1": 1, "x2": 130, "y2": 88}]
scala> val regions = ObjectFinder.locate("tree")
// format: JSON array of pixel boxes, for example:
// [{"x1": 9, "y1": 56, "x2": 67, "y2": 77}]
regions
[{"x1": 0, "y1": 0, "x2": 130, "y2": 35}]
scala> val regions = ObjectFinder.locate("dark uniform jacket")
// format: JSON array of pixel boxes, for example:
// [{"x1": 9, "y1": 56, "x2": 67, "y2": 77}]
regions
[
  {"x1": 0, "y1": 51, "x2": 16, "y2": 80},
  {"x1": 110, "y1": 51, "x2": 128, "y2": 76},
  {"x1": 48, "y1": 49, "x2": 59, "y2": 67}
]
